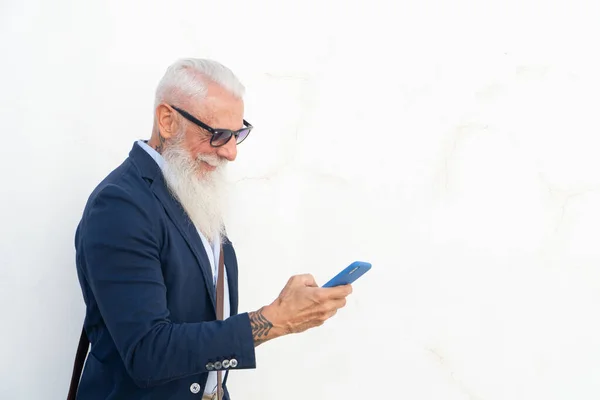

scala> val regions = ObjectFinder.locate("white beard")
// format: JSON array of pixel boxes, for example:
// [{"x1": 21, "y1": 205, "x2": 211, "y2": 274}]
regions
[{"x1": 160, "y1": 136, "x2": 229, "y2": 243}]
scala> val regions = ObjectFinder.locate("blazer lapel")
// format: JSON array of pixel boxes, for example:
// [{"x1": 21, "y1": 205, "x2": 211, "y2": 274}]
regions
[
  {"x1": 222, "y1": 240, "x2": 238, "y2": 315},
  {"x1": 129, "y1": 143, "x2": 217, "y2": 313},
  {"x1": 152, "y1": 182, "x2": 217, "y2": 311}
]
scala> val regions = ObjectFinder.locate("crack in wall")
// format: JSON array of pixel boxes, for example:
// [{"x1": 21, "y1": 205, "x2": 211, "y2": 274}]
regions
[
  {"x1": 537, "y1": 173, "x2": 600, "y2": 233},
  {"x1": 427, "y1": 348, "x2": 485, "y2": 400},
  {"x1": 435, "y1": 121, "x2": 490, "y2": 197}
]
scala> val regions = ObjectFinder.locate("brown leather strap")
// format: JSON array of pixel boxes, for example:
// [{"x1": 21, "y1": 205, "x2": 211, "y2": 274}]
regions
[
  {"x1": 215, "y1": 245, "x2": 225, "y2": 400},
  {"x1": 67, "y1": 327, "x2": 89, "y2": 400}
]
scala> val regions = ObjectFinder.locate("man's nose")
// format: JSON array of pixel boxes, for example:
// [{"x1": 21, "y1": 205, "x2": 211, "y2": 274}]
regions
[{"x1": 216, "y1": 136, "x2": 237, "y2": 162}]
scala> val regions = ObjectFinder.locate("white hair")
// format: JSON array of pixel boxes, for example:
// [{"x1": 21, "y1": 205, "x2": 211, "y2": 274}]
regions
[
  {"x1": 161, "y1": 124, "x2": 229, "y2": 241},
  {"x1": 154, "y1": 58, "x2": 245, "y2": 108}
]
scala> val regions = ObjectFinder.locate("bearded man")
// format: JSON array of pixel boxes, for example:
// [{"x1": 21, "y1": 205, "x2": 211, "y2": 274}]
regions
[{"x1": 71, "y1": 58, "x2": 352, "y2": 400}]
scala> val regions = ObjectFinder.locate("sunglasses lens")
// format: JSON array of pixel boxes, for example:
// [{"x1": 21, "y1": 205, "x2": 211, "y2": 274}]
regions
[
  {"x1": 236, "y1": 128, "x2": 251, "y2": 144},
  {"x1": 211, "y1": 131, "x2": 232, "y2": 146}
]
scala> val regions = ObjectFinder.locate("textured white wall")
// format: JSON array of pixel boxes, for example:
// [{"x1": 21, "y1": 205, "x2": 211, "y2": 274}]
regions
[{"x1": 2, "y1": 0, "x2": 600, "y2": 399}]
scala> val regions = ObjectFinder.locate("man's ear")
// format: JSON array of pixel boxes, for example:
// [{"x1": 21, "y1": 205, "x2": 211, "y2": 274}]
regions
[{"x1": 155, "y1": 104, "x2": 178, "y2": 140}]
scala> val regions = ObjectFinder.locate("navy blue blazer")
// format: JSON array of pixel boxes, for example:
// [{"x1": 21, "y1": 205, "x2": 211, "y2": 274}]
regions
[{"x1": 74, "y1": 142, "x2": 256, "y2": 399}]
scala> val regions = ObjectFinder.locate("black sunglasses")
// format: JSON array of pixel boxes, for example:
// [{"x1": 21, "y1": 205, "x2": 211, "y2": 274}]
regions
[{"x1": 170, "y1": 105, "x2": 253, "y2": 147}]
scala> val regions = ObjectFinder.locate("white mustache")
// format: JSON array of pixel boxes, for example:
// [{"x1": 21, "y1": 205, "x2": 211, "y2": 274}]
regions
[{"x1": 196, "y1": 154, "x2": 226, "y2": 168}]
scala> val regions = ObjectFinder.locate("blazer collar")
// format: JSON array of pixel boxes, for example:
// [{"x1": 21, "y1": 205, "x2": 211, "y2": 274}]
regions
[
  {"x1": 128, "y1": 141, "x2": 219, "y2": 312},
  {"x1": 129, "y1": 141, "x2": 163, "y2": 183}
]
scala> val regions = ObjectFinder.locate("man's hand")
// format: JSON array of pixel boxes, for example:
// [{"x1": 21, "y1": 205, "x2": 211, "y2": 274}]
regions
[{"x1": 248, "y1": 274, "x2": 352, "y2": 346}]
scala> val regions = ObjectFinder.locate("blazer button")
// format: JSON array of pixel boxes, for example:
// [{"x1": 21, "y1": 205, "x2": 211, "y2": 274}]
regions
[
  {"x1": 214, "y1": 361, "x2": 222, "y2": 370},
  {"x1": 230, "y1": 359, "x2": 238, "y2": 368},
  {"x1": 190, "y1": 383, "x2": 201, "y2": 394},
  {"x1": 206, "y1": 362, "x2": 214, "y2": 371},
  {"x1": 222, "y1": 360, "x2": 230, "y2": 368}
]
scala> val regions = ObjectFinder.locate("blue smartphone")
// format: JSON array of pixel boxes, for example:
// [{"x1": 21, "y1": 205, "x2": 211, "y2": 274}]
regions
[{"x1": 322, "y1": 261, "x2": 372, "y2": 288}]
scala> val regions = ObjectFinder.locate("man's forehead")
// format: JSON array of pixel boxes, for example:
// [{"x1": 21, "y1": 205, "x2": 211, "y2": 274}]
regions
[
  {"x1": 188, "y1": 96, "x2": 243, "y2": 123},
  {"x1": 184, "y1": 96, "x2": 243, "y2": 128}
]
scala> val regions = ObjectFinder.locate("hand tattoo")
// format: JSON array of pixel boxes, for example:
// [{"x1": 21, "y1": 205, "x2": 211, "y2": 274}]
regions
[{"x1": 249, "y1": 307, "x2": 273, "y2": 345}]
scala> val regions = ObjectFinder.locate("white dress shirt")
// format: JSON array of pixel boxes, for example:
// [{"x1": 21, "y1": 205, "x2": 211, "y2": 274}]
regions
[{"x1": 137, "y1": 140, "x2": 230, "y2": 394}]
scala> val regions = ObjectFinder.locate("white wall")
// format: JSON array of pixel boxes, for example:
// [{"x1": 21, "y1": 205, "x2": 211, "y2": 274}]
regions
[{"x1": 2, "y1": 0, "x2": 600, "y2": 399}]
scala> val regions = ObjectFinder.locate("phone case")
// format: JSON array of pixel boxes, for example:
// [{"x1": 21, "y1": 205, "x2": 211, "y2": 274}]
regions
[{"x1": 322, "y1": 261, "x2": 372, "y2": 287}]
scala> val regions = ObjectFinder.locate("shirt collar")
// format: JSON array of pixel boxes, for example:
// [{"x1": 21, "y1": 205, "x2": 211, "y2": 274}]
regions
[{"x1": 136, "y1": 140, "x2": 166, "y2": 170}]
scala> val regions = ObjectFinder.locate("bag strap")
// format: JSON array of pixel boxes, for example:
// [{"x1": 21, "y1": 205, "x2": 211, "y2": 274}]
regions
[
  {"x1": 216, "y1": 244, "x2": 225, "y2": 400},
  {"x1": 67, "y1": 326, "x2": 89, "y2": 400}
]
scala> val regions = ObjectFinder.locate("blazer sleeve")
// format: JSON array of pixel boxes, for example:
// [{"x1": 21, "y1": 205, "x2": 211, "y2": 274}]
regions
[{"x1": 79, "y1": 183, "x2": 256, "y2": 388}]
